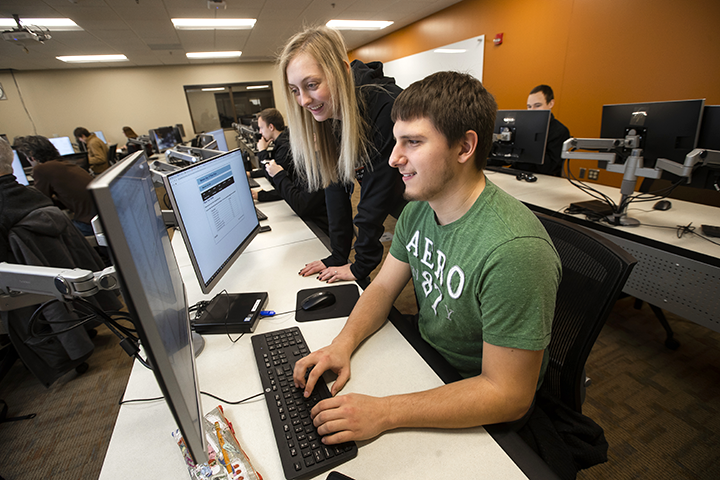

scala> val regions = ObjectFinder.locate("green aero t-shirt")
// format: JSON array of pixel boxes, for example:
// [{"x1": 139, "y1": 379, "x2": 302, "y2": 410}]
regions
[{"x1": 390, "y1": 178, "x2": 561, "y2": 384}]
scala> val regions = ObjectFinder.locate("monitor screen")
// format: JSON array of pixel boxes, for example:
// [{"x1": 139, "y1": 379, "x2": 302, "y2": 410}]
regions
[
  {"x1": 152, "y1": 126, "x2": 182, "y2": 153},
  {"x1": 698, "y1": 105, "x2": 720, "y2": 151},
  {"x1": 49, "y1": 136, "x2": 75, "y2": 156},
  {"x1": 206, "y1": 129, "x2": 229, "y2": 152},
  {"x1": 600, "y1": 99, "x2": 705, "y2": 167},
  {"x1": 488, "y1": 110, "x2": 551, "y2": 165},
  {"x1": 163, "y1": 148, "x2": 258, "y2": 294},
  {"x1": 11, "y1": 148, "x2": 29, "y2": 185},
  {"x1": 94, "y1": 131, "x2": 107, "y2": 143},
  {"x1": 87, "y1": 151, "x2": 208, "y2": 464}
]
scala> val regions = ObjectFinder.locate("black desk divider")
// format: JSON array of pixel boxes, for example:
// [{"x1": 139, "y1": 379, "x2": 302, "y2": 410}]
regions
[{"x1": 295, "y1": 284, "x2": 360, "y2": 322}]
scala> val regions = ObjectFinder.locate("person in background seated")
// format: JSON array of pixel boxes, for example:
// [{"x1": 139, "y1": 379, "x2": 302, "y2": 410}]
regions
[
  {"x1": 0, "y1": 138, "x2": 53, "y2": 262},
  {"x1": 73, "y1": 127, "x2": 109, "y2": 174},
  {"x1": 293, "y1": 72, "x2": 561, "y2": 444},
  {"x1": 119, "y1": 126, "x2": 140, "y2": 157},
  {"x1": 515, "y1": 84, "x2": 571, "y2": 177},
  {"x1": 16, "y1": 136, "x2": 97, "y2": 237},
  {"x1": 253, "y1": 108, "x2": 329, "y2": 235}
]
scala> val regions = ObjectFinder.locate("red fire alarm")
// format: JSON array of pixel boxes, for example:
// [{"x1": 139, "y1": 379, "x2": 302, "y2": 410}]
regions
[{"x1": 494, "y1": 33, "x2": 503, "y2": 46}]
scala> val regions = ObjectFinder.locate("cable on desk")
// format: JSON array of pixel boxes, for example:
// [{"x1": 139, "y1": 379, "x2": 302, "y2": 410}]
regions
[
  {"x1": 636, "y1": 222, "x2": 720, "y2": 246},
  {"x1": 119, "y1": 391, "x2": 264, "y2": 406}
]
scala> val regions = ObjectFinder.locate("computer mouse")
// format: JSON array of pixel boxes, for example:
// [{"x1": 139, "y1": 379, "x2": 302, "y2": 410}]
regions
[
  {"x1": 516, "y1": 172, "x2": 537, "y2": 182},
  {"x1": 653, "y1": 200, "x2": 672, "y2": 211},
  {"x1": 301, "y1": 291, "x2": 336, "y2": 311}
]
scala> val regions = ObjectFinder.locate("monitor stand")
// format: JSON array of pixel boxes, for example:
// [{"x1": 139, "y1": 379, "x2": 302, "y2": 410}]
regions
[{"x1": 191, "y1": 292, "x2": 269, "y2": 335}]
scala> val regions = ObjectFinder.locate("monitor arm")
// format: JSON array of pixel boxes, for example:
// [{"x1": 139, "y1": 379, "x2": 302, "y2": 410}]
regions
[
  {"x1": 562, "y1": 136, "x2": 719, "y2": 225},
  {"x1": 0, "y1": 263, "x2": 120, "y2": 312}
]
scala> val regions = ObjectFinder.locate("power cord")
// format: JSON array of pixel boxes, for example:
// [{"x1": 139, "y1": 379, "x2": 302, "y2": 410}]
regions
[{"x1": 119, "y1": 391, "x2": 264, "y2": 406}]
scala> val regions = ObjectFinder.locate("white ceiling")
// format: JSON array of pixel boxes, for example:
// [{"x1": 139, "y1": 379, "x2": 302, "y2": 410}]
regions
[{"x1": 0, "y1": 0, "x2": 462, "y2": 71}]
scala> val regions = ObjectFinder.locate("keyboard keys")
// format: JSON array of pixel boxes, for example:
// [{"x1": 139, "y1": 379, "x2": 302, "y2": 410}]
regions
[{"x1": 252, "y1": 327, "x2": 357, "y2": 479}]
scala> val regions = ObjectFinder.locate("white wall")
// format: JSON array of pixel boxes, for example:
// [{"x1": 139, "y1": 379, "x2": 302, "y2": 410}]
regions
[{"x1": 0, "y1": 62, "x2": 284, "y2": 147}]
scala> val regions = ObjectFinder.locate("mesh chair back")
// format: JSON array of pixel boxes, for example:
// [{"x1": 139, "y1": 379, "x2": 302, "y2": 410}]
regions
[{"x1": 537, "y1": 212, "x2": 636, "y2": 413}]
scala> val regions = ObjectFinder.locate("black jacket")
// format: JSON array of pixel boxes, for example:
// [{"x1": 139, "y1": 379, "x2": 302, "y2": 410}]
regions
[
  {"x1": 1, "y1": 178, "x2": 122, "y2": 386},
  {"x1": 256, "y1": 129, "x2": 329, "y2": 234},
  {"x1": 322, "y1": 60, "x2": 406, "y2": 281}
]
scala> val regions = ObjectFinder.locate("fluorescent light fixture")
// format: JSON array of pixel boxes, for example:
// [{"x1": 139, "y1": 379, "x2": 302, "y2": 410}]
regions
[
  {"x1": 326, "y1": 20, "x2": 393, "y2": 30},
  {"x1": 246, "y1": 85, "x2": 269, "y2": 90},
  {"x1": 0, "y1": 18, "x2": 82, "y2": 31},
  {"x1": 201, "y1": 87, "x2": 226, "y2": 92},
  {"x1": 56, "y1": 54, "x2": 128, "y2": 63},
  {"x1": 186, "y1": 51, "x2": 242, "y2": 59},
  {"x1": 434, "y1": 48, "x2": 467, "y2": 54},
  {"x1": 172, "y1": 18, "x2": 256, "y2": 30}
]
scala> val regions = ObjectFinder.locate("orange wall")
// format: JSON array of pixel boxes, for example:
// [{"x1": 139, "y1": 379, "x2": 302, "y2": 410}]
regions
[{"x1": 350, "y1": 0, "x2": 720, "y2": 189}]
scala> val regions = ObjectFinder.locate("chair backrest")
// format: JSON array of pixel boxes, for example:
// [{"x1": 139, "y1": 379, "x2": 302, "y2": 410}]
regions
[
  {"x1": 107, "y1": 144, "x2": 118, "y2": 165},
  {"x1": 536, "y1": 212, "x2": 636, "y2": 413}
]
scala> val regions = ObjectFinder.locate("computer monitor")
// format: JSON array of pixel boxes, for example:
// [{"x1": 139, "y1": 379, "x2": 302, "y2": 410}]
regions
[
  {"x1": 196, "y1": 134, "x2": 216, "y2": 150},
  {"x1": 151, "y1": 126, "x2": 183, "y2": 153},
  {"x1": 49, "y1": 136, "x2": 75, "y2": 156},
  {"x1": 94, "y1": 131, "x2": 107, "y2": 143},
  {"x1": 600, "y1": 99, "x2": 704, "y2": 167},
  {"x1": 87, "y1": 151, "x2": 208, "y2": 465},
  {"x1": 162, "y1": 148, "x2": 259, "y2": 294},
  {"x1": 698, "y1": 105, "x2": 720, "y2": 150},
  {"x1": 488, "y1": 110, "x2": 551, "y2": 165},
  {"x1": 206, "y1": 129, "x2": 229, "y2": 152},
  {"x1": 11, "y1": 148, "x2": 29, "y2": 185}
]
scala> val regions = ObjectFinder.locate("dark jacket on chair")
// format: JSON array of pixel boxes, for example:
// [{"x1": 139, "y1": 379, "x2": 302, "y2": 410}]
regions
[{"x1": 1, "y1": 195, "x2": 122, "y2": 387}]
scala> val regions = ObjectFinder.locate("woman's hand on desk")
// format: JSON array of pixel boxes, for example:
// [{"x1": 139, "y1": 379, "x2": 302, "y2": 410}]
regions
[
  {"x1": 311, "y1": 394, "x2": 391, "y2": 444},
  {"x1": 300, "y1": 261, "x2": 356, "y2": 283}
]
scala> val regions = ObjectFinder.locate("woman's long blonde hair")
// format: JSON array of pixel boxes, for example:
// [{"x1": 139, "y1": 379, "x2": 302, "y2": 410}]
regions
[{"x1": 279, "y1": 26, "x2": 368, "y2": 191}]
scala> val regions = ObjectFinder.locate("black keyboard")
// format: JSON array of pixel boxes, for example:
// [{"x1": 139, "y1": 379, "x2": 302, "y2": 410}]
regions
[
  {"x1": 255, "y1": 206, "x2": 267, "y2": 221},
  {"x1": 249, "y1": 177, "x2": 260, "y2": 188},
  {"x1": 251, "y1": 327, "x2": 357, "y2": 479}
]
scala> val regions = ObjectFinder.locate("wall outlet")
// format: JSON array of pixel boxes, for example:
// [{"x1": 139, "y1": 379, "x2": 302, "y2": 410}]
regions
[
  {"x1": 588, "y1": 169, "x2": 600, "y2": 180},
  {"x1": 579, "y1": 167, "x2": 586, "y2": 179}
]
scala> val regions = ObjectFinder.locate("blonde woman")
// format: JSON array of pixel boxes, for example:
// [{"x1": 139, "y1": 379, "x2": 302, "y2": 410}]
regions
[{"x1": 280, "y1": 26, "x2": 406, "y2": 284}]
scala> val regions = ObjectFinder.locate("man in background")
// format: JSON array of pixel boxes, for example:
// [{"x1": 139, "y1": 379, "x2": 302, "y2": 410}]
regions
[
  {"x1": 519, "y1": 84, "x2": 571, "y2": 177},
  {"x1": 73, "y1": 127, "x2": 109, "y2": 174},
  {"x1": 16, "y1": 135, "x2": 97, "y2": 237},
  {"x1": 253, "y1": 108, "x2": 328, "y2": 234}
]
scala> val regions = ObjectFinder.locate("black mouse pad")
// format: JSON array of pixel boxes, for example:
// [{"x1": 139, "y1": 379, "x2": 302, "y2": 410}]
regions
[{"x1": 295, "y1": 284, "x2": 360, "y2": 322}]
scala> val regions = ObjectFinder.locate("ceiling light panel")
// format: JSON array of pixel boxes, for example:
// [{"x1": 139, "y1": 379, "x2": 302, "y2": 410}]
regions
[
  {"x1": 172, "y1": 18, "x2": 256, "y2": 30},
  {"x1": 186, "y1": 51, "x2": 242, "y2": 59},
  {"x1": 56, "y1": 54, "x2": 129, "y2": 63},
  {"x1": 0, "y1": 18, "x2": 83, "y2": 31}
]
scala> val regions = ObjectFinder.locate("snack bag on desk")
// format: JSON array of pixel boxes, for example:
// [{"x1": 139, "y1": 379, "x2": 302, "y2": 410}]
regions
[{"x1": 174, "y1": 405, "x2": 263, "y2": 480}]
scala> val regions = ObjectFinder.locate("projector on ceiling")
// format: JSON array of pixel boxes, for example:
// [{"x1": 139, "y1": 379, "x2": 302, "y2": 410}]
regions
[{"x1": 2, "y1": 28, "x2": 50, "y2": 43}]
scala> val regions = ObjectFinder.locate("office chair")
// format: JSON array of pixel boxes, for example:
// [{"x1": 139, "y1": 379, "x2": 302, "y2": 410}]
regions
[
  {"x1": 536, "y1": 212, "x2": 636, "y2": 413},
  {"x1": 107, "y1": 144, "x2": 117, "y2": 166}
]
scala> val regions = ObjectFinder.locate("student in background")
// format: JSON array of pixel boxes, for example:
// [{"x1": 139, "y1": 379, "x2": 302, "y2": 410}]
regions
[
  {"x1": 253, "y1": 108, "x2": 329, "y2": 235},
  {"x1": 517, "y1": 84, "x2": 571, "y2": 177},
  {"x1": 73, "y1": 127, "x2": 109, "y2": 174},
  {"x1": 279, "y1": 26, "x2": 406, "y2": 284},
  {"x1": 16, "y1": 135, "x2": 97, "y2": 237}
]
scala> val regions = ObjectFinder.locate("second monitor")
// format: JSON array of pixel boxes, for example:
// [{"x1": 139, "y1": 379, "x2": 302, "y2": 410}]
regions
[{"x1": 488, "y1": 110, "x2": 551, "y2": 166}]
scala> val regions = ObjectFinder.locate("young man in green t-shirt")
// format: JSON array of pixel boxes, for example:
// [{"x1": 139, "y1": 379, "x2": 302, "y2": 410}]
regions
[{"x1": 293, "y1": 71, "x2": 562, "y2": 445}]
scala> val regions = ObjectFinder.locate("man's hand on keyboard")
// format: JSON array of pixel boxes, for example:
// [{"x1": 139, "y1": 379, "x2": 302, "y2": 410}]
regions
[
  {"x1": 311, "y1": 393, "x2": 390, "y2": 444},
  {"x1": 293, "y1": 341, "x2": 352, "y2": 397}
]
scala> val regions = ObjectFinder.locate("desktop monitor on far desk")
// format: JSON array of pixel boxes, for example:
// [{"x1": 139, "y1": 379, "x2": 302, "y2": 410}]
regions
[
  {"x1": 49, "y1": 136, "x2": 75, "y2": 156},
  {"x1": 488, "y1": 109, "x2": 551, "y2": 168}
]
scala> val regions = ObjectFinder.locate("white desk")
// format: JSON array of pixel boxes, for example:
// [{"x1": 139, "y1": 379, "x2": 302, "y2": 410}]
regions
[
  {"x1": 486, "y1": 170, "x2": 720, "y2": 335},
  {"x1": 99, "y1": 182, "x2": 531, "y2": 480}
]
